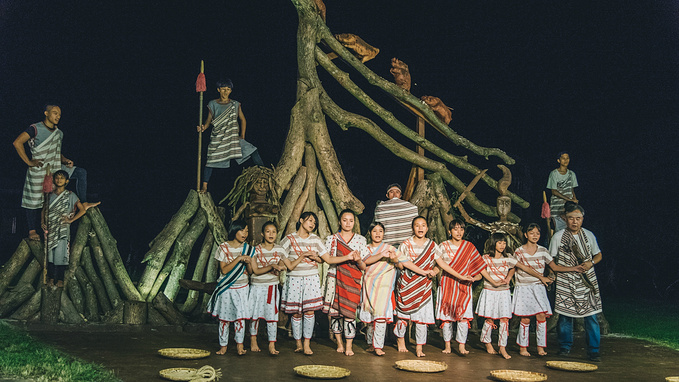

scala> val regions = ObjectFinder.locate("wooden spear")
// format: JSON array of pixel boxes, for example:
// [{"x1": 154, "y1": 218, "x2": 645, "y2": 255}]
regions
[
  {"x1": 196, "y1": 60, "x2": 207, "y2": 191},
  {"x1": 41, "y1": 164, "x2": 53, "y2": 285}
]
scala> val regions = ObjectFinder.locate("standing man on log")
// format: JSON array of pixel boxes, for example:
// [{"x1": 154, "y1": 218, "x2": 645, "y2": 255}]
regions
[
  {"x1": 373, "y1": 183, "x2": 419, "y2": 247},
  {"x1": 549, "y1": 202, "x2": 603, "y2": 362},
  {"x1": 13, "y1": 105, "x2": 88, "y2": 241}
]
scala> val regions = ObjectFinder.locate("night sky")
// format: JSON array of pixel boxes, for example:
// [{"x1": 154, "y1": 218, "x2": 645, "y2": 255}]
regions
[{"x1": 2, "y1": 0, "x2": 678, "y2": 298}]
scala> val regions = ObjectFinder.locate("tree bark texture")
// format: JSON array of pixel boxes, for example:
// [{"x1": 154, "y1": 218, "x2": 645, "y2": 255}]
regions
[
  {"x1": 65, "y1": 215, "x2": 92, "y2": 287},
  {"x1": 152, "y1": 292, "x2": 188, "y2": 325},
  {"x1": 10, "y1": 288, "x2": 41, "y2": 320},
  {"x1": 87, "y1": 207, "x2": 142, "y2": 301},
  {"x1": 138, "y1": 190, "x2": 199, "y2": 300},
  {"x1": 277, "y1": 167, "x2": 307, "y2": 239},
  {"x1": 75, "y1": 267, "x2": 99, "y2": 322},
  {"x1": 0, "y1": 283, "x2": 35, "y2": 317},
  {"x1": 90, "y1": 235, "x2": 122, "y2": 309},
  {"x1": 60, "y1": 291, "x2": 85, "y2": 324},
  {"x1": 180, "y1": 224, "x2": 215, "y2": 313},
  {"x1": 81, "y1": 247, "x2": 112, "y2": 313},
  {"x1": 164, "y1": 210, "x2": 207, "y2": 301},
  {"x1": 41, "y1": 285, "x2": 62, "y2": 324},
  {"x1": 123, "y1": 300, "x2": 148, "y2": 325},
  {"x1": 0, "y1": 239, "x2": 31, "y2": 297},
  {"x1": 66, "y1": 272, "x2": 85, "y2": 315}
]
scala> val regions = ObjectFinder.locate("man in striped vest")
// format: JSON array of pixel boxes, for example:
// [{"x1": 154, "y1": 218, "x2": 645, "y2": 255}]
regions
[
  {"x1": 373, "y1": 183, "x2": 419, "y2": 248},
  {"x1": 13, "y1": 105, "x2": 87, "y2": 241}
]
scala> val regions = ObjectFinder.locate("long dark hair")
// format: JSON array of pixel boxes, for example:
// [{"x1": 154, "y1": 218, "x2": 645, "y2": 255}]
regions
[
  {"x1": 227, "y1": 220, "x2": 248, "y2": 241},
  {"x1": 296, "y1": 211, "x2": 318, "y2": 232},
  {"x1": 485, "y1": 232, "x2": 509, "y2": 257}
]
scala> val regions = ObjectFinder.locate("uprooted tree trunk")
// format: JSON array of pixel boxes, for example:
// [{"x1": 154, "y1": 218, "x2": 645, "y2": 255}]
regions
[{"x1": 273, "y1": 0, "x2": 528, "y2": 235}]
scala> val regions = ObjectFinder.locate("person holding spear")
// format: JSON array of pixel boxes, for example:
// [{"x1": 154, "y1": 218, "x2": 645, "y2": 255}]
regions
[{"x1": 196, "y1": 75, "x2": 263, "y2": 194}]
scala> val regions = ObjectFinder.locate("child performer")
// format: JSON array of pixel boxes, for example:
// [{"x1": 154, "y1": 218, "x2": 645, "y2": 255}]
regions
[
  {"x1": 476, "y1": 232, "x2": 517, "y2": 359},
  {"x1": 436, "y1": 219, "x2": 485, "y2": 355},
  {"x1": 248, "y1": 221, "x2": 287, "y2": 355},
  {"x1": 322, "y1": 209, "x2": 368, "y2": 356},
  {"x1": 207, "y1": 220, "x2": 256, "y2": 356},
  {"x1": 280, "y1": 211, "x2": 327, "y2": 355},
  {"x1": 359, "y1": 222, "x2": 398, "y2": 356},
  {"x1": 513, "y1": 223, "x2": 585, "y2": 356},
  {"x1": 197, "y1": 79, "x2": 263, "y2": 193},
  {"x1": 41, "y1": 170, "x2": 99, "y2": 287},
  {"x1": 393, "y1": 216, "x2": 440, "y2": 358}
]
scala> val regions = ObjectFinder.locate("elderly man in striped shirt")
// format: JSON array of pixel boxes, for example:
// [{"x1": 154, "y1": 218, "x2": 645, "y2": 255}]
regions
[{"x1": 373, "y1": 183, "x2": 419, "y2": 248}]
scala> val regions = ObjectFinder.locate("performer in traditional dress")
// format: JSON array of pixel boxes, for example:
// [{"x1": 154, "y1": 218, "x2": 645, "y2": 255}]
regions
[
  {"x1": 13, "y1": 105, "x2": 88, "y2": 241},
  {"x1": 248, "y1": 221, "x2": 286, "y2": 355},
  {"x1": 549, "y1": 202, "x2": 603, "y2": 362},
  {"x1": 436, "y1": 219, "x2": 485, "y2": 355},
  {"x1": 373, "y1": 183, "x2": 419, "y2": 247},
  {"x1": 513, "y1": 223, "x2": 584, "y2": 357},
  {"x1": 393, "y1": 216, "x2": 441, "y2": 358},
  {"x1": 477, "y1": 232, "x2": 517, "y2": 359},
  {"x1": 280, "y1": 211, "x2": 326, "y2": 355},
  {"x1": 547, "y1": 151, "x2": 579, "y2": 232},
  {"x1": 322, "y1": 209, "x2": 368, "y2": 356},
  {"x1": 359, "y1": 222, "x2": 398, "y2": 356},
  {"x1": 41, "y1": 170, "x2": 99, "y2": 287},
  {"x1": 197, "y1": 79, "x2": 263, "y2": 193},
  {"x1": 207, "y1": 220, "x2": 256, "y2": 356}
]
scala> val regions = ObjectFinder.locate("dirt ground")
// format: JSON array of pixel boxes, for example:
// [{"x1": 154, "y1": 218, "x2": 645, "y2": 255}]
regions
[{"x1": 11, "y1": 321, "x2": 679, "y2": 382}]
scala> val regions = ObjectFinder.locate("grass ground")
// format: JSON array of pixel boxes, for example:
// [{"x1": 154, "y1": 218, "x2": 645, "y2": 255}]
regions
[
  {"x1": 0, "y1": 321, "x2": 121, "y2": 382},
  {"x1": 605, "y1": 298, "x2": 679, "y2": 350}
]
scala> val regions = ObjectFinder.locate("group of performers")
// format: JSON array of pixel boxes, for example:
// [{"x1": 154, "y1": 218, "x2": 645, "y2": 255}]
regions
[{"x1": 206, "y1": 205, "x2": 599, "y2": 361}]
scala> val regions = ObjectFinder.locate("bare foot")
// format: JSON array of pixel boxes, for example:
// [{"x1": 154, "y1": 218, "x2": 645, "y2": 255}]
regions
[
  {"x1": 519, "y1": 347, "x2": 531, "y2": 357},
  {"x1": 294, "y1": 339, "x2": 304, "y2": 353},
  {"x1": 396, "y1": 337, "x2": 409, "y2": 353},
  {"x1": 236, "y1": 343, "x2": 247, "y2": 356},
  {"x1": 442, "y1": 341, "x2": 452, "y2": 354},
  {"x1": 216, "y1": 346, "x2": 227, "y2": 355},
  {"x1": 28, "y1": 231, "x2": 40, "y2": 241},
  {"x1": 416, "y1": 345, "x2": 426, "y2": 358},
  {"x1": 268, "y1": 342, "x2": 279, "y2": 355},
  {"x1": 303, "y1": 339, "x2": 313, "y2": 355},
  {"x1": 537, "y1": 347, "x2": 547, "y2": 356},
  {"x1": 458, "y1": 343, "x2": 470, "y2": 355},
  {"x1": 336, "y1": 345, "x2": 345, "y2": 353},
  {"x1": 375, "y1": 348, "x2": 385, "y2": 356},
  {"x1": 366, "y1": 346, "x2": 375, "y2": 353},
  {"x1": 485, "y1": 343, "x2": 498, "y2": 355},
  {"x1": 499, "y1": 347, "x2": 511, "y2": 359},
  {"x1": 250, "y1": 336, "x2": 261, "y2": 352},
  {"x1": 344, "y1": 340, "x2": 354, "y2": 356},
  {"x1": 345, "y1": 349, "x2": 354, "y2": 356}
]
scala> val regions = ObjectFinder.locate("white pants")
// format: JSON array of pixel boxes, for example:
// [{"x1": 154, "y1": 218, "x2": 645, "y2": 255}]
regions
[
  {"x1": 366, "y1": 320, "x2": 387, "y2": 349},
  {"x1": 481, "y1": 320, "x2": 509, "y2": 347},
  {"x1": 394, "y1": 319, "x2": 428, "y2": 345},
  {"x1": 291, "y1": 313, "x2": 315, "y2": 340},
  {"x1": 250, "y1": 319, "x2": 278, "y2": 342},
  {"x1": 219, "y1": 319, "x2": 245, "y2": 346}
]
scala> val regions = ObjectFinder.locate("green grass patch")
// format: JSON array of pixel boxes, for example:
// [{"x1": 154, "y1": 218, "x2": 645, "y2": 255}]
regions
[
  {"x1": 605, "y1": 299, "x2": 679, "y2": 350},
  {"x1": 0, "y1": 321, "x2": 121, "y2": 382}
]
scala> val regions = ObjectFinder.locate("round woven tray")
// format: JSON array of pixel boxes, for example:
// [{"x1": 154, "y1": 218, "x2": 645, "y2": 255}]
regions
[
  {"x1": 666, "y1": 377, "x2": 679, "y2": 382},
  {"x1": 546, "y1": 361, "x2": 598, "y2": 372},
  {"x1": 395, "y1": 360, "x2": 448, "y2": 373},
  {"x1": 490, "y1": 369, "x2": 548, "y2": 382},
  {"x1": 293, "y1": 365, "x2": 351, "y2": 379},
  {"x1": 158, "y1": 348, "x2": 211, "y2": 360},
  {"x1": 159, "y1": 367, "x2": 197, "y2": 381}
]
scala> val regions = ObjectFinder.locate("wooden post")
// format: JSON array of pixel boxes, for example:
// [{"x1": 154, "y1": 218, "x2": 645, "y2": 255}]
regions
[
  {"x1": 10, "y1": 288, "x2": 42, "y2": 320},
  {"x1": 64, "y1": 215, "x2": 92, "y2": 287},
  {"x1": 81, "y1": 247, "x2": 112, "y2": 313},
  {"x1": 60, "y1": 291, "x2": 85, "y2": 324},
  {"x1": 75, "y1": 267, "x2": 99, "y2": 322},
  {"x1": 163, "y1": 210, "x2": 208, "y2": 301},
  {"x1": 152, "y1": 292, "x2": 187, "y2": 325},
  {"x1": 123, "y1": 300, "x2": 148, "y2": 325},
  {"x1": 65, "y1": 272, "x2": 85, "y2": 315},
  {"x1": 90, "y1": 236, "x2": 122, "y2": 308},
  {"x1": 0, "y1": 283, "x2": 35, "y2": 318},
  {"x1": 179, "y1": 223, "x2": 215, "y2": 313},
  {"x1": 0, "y1": 239, "x2": 31, "y2": 297},
  {"x1": 87, "y1": 207, "x2": 142, "y2": 301},
  {"x1": 41, "y1": 285, "x2": 62, "y2": 324},
  {"x1": 138, "y1": 191, "x2": 200, "y2": 300}
]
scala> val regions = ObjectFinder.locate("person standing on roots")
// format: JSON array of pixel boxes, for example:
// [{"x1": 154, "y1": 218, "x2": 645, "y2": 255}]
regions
[
  {"x1": 279, "y1": 212, "x2": 327, "y2": 355},
  {"x1": 547, "y1": 151, "x2": 579, "y2": 232},
  {"x1": 549, "y1": 202, "x2": 603, "y2": 362},
  {"x1": 436, "y1": 219, "x2": 485, "y2": 356},
  {"x1": 41, "y1": 170, "x2": 100, "y2": 287},
  {"x1": 207, "y1": 220, "x2": 256, "y2": 356},
  {"x1": 13, "y1": 104, "x2": 88, "y2": 241},
  {"x1": 359, "y1": 222, "x2": 398, "y2": 356},
  {"x1": 197, "y1": 79, "x2": 263, "y2": 193},
  {"x1": 322, "y1": 209, "x2": 369, "y2": 356},
  {"x1": 373, "y1": 183, "x2": 419, "y2": 247},
  {"x1": 248, "y1": 221, "x2": 286, "y2": 355},
  {"x1": 512, "y1": 223, "x2": 585, "y2": 357},
  {"x1": 393, "y1": 216, "x2": 443, "y2": 358},
  {"x1": 476, "y1": 232, "x2": 517, "y2": 360}
]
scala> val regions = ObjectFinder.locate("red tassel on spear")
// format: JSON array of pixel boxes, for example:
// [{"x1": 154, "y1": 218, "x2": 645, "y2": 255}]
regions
[
  {"x1": 196, "y1": 61, "x2": 206, "y2": 191},
  {"x1": 542, "y1": 191, "x2": 553, "y2": 237}
]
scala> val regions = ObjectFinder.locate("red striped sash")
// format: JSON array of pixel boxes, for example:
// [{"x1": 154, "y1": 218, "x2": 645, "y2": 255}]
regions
[
  {"x1": 439, "y1": 241, "x2": 484, "y2": 320},
  {"x1": 332, "y1": 237, "x2": 362, "y2": 319},
  {"x1": 396, "y1": 239, "x2": 436, "y2": 314}
]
